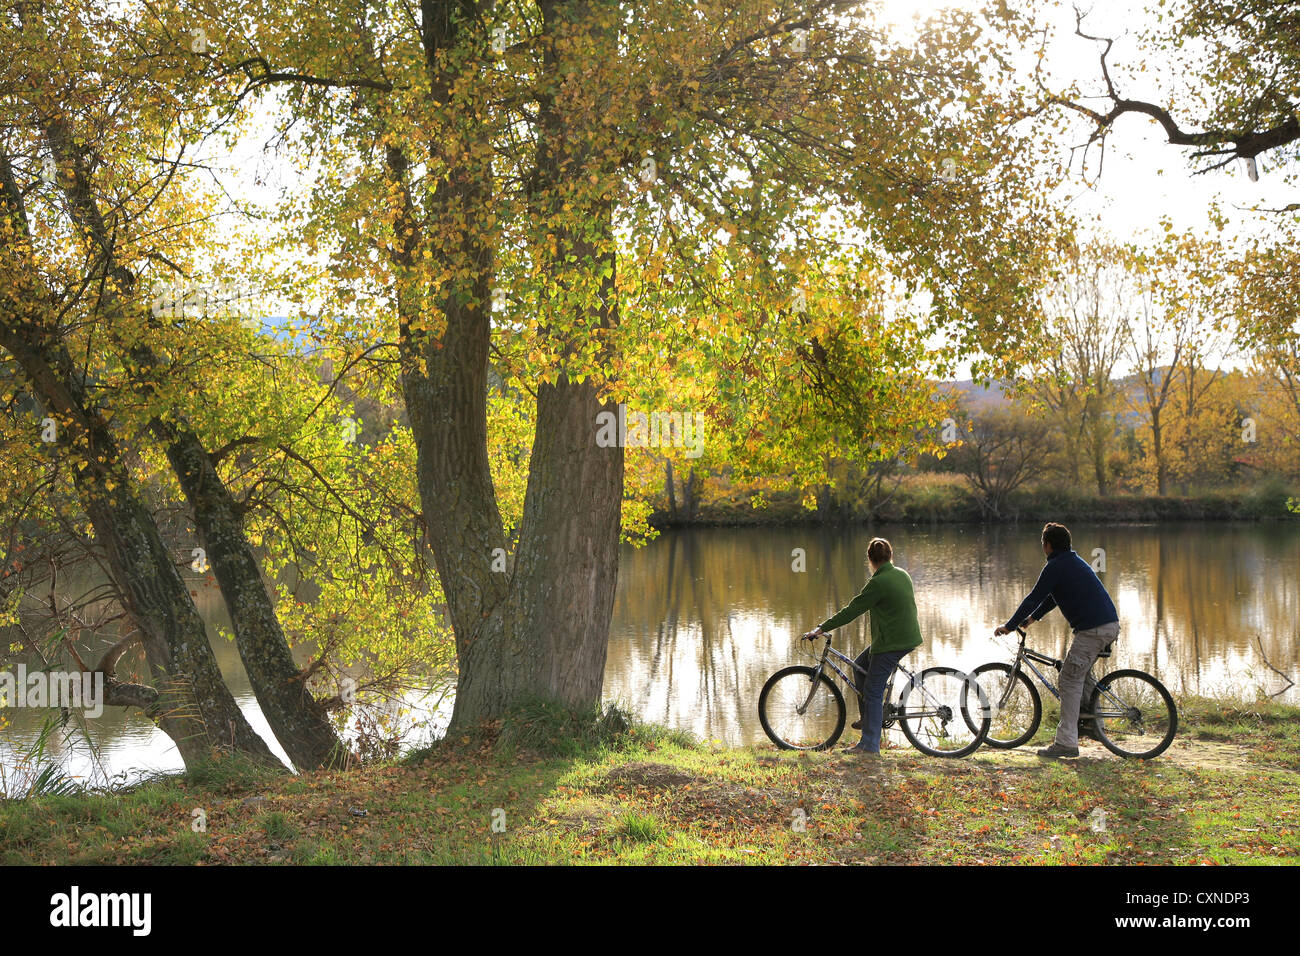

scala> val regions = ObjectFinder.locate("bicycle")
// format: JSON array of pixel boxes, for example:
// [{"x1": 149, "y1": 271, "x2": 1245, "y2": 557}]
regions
[
  {"x1": 966, "y1": 626, "x2": 1178, "y2": 759},
  {"x1": 758, "y1": 632, "x2": 991, "y2": 758}
]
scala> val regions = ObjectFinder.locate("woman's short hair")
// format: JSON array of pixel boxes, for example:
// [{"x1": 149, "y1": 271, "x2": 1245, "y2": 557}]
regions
[
  {"x1": 867, "y1": 537, "x2": 893, "y2": 565},
  {"x1": 1041, "y1": 522, "x2": 1071, "y2": 552}
]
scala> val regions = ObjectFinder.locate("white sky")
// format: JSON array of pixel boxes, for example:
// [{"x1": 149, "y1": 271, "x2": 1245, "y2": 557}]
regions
[
  {"x1": 876, "y1": 0, "x2": 1298, "y2": 378},
  {"x1": 879, "y1": 0, "x2": 1298, "y2": 243}
]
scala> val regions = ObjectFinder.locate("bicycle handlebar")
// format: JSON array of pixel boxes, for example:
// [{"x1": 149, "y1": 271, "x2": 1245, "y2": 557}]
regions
[{"x1": 808, "y1": 625, "x2": 1027, "y2": 644}]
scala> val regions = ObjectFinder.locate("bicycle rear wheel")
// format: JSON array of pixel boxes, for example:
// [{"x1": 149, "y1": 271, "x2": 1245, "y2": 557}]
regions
[
  {"x1": 1089, "y1": 669, "x2": 1177, "y2": 759},
  {"x1": 758, "y1": 666, "x2": 846, "y2": 751},
  {"x1": 965, "y1": 662, "x2": 1042, "y2": 749},
  {"x1": 898, "y1": 666, "x2": 989, "y2": 758}
]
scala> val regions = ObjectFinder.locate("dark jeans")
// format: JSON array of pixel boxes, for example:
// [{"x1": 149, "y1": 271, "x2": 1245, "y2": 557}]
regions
[{"x1": 853, "y1": 647, "x2": 908, "y2": 752}]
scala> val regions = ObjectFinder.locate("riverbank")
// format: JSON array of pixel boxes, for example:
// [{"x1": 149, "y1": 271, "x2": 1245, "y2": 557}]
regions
[
  {"x1": 651, "y1": 475, "x2": 1300, "y2": 526},
  {"x1": 2, "y1": 699, "x2": 1297, "y2": 865}
]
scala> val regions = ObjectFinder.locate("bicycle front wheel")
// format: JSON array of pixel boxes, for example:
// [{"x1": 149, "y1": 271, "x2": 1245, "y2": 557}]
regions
[
  {"x1": 1089, "y1": 669, "x2": 1177, "y2": 759},
  {"x1": 898, "y1": 666, "x2": 989, "y2": 759},
  {"x1": 966, "y1": 662, "x2": 1042, "y2": 749},
  {"x1": 758, "y1": 666, "x2": 846, "y2": 751}
]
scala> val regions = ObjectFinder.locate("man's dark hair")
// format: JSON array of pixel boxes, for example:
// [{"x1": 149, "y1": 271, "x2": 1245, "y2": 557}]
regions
[
  {"x1": 1041, "y1": 523, "x2": 1071, "y2": 553},
  {"x1": 867, "y1": 537, "x2": 893, "y2": 565}
]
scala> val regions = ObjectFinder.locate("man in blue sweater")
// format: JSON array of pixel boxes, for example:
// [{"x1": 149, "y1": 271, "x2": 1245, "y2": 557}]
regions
[{"x1": 995, "y1": 523, "x2": 1119, "y2": 759}]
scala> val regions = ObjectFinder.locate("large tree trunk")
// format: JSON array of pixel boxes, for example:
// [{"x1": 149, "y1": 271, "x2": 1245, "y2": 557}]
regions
[
  {"x1": 493, "y1": 372, "x2": 624, "y2": 715},
  {"x1": 387, "y1": 145, "x2": 515, "y2": 724},
  {"x1": 475, "y1": 0, "x2": 627, "y2": 720},
  {"x1": 389, "y1": 0, "x2": 626, "y2": 729}
]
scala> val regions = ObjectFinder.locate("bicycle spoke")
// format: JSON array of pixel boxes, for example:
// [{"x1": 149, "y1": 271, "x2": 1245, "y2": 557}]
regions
[
  {"x1": 761, "y1": 669, "x2": 843, "y2": 750},
  {"x1": 900, "y1": 668, "x2": 988, "y2": 757},
  {"x1": 1091, "y1": 671, "x2": 1177, "y2": 759},
  {"x1": 971, "y1": 665, "x2": 1039, "y2": 748}
]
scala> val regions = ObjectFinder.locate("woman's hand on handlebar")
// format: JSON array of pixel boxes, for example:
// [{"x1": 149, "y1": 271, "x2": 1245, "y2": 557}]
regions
[{"x1": 802, "y1": 627, "x2": 824, "y2": 641}]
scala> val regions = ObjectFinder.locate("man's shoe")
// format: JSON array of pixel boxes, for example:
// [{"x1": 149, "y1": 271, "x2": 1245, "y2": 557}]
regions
[{"x1": 1037, "y1": 743, "x2": 1079, "y2": 759}]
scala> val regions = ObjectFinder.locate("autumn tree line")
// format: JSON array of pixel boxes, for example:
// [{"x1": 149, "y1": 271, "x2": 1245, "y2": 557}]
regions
[
  {"x1": 943, "y1": 238, "x2": 1300, "y2": 519},
  {"x1": 644, "y1": 236, "x2": 1300, "y2": 525}
]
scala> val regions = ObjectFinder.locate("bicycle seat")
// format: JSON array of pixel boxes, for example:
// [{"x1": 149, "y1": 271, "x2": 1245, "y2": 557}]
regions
[{"x1": 1096, "y1": 642, "x2": 1113, "y2": 659}]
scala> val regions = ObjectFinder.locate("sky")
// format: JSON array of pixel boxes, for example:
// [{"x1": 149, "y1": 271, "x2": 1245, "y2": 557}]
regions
[
  {"x1": 882, "y1": 0, "x2": 1298, "y2": 243},
  {"x1": 876, "y1": 0, "x2": 1298, "y2": 377}
]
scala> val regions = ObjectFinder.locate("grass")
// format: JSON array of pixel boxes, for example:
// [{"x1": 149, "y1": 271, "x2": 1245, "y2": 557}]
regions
[
  {"x1": 1, "y1": 698, "x2": 1297, "y2": 865},
  {"x1": 615, "y1": 811, "x2": 665, "y2": 843}
]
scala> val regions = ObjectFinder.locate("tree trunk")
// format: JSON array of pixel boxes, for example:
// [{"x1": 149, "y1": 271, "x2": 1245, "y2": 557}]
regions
[
  {"x1": 0, "y1": 338, "x2": 276, "y2": 768},
  {"x1": 1151, "y1": 417, "x2": 1167, "y2": 495},
  {"x1": 665, "y1": 460, "x2": 678, "y2": 520},
  {"x1": 497, "y1": 373, "x2": 624, "y2": 714},
  {"x1": 388, "y1": 0, "x2": 626, "y2": 728},
  {"x1": 387, "y1": 150, "x2": 513, "y2": 724},
  {"x1": 76, "y1": 474, "x2": 276, "y2": 766},
  {"x1": 1092, "y1": 426, "x2": 1109, "y2": 496},
  {"x1": 160, "y1": 427, "x2": 350, "y2": 770},
  {"x1": 0, "y1": 159, "x2": 276, "y2": 770},
  {"x1": 28, "y1": 97, "x2": 348, "y2": 770},
  {"x1": 815, "y1": 482, "x2": 834, "y2": 522}
]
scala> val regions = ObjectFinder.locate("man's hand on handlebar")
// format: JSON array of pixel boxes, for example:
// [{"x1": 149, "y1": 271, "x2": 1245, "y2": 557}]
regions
[{"x1": 993, "y1": 618, "x2": 1034, "y2": 637}]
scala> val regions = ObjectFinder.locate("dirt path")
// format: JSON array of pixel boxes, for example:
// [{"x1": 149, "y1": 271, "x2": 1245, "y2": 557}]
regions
[{"x1": 920, "y1": 737, "x2": 1287, "y2": 773}]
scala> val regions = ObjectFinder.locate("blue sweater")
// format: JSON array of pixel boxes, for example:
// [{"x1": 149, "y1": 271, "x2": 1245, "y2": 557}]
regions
[{"x1": 1005, "y1": 548, "x2": 1118, "y2": 632}]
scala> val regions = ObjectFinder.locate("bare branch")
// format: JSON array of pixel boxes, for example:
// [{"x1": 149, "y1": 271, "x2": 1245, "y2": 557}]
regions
[{"x1": 1048, "y1": 7, "x2": 1300, "y2": 175}]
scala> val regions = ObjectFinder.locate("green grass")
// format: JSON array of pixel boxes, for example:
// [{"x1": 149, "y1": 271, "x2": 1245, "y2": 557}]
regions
[
  {"x1": 2, "y1": 699, "x2": 1297, "y2": 865},
  {"x1": 615, "y1": 811, "x2": 665, "y2": 843}
]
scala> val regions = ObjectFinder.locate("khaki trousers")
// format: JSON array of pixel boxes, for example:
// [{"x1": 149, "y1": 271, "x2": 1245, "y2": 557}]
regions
[{"x1": 1055, "y1": 621, "x2": 1120, "y2": 749}]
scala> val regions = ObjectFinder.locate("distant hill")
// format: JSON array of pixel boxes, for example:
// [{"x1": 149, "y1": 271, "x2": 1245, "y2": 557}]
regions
[
  {"x1": 943, "y1": 379, "x2": 1012, "y2": 412},
  {"x1": 942, "y1": 368, "x2": 1179, "y2": 425}
]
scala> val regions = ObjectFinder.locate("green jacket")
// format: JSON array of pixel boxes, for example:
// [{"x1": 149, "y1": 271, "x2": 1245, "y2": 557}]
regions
[{"x1": 818, "y1": 561, "x2": 923, "y2": 654}]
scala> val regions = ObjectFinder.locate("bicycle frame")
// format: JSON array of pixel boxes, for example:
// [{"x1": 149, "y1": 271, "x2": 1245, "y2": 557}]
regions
[
  {"x1": 998, "y1": 628, "x2": 1127, "y2": 717},
  {"x1": 1000, "y1": 633, "x2": 1065, "y2": 706},
  {"x1": 800, "y1": 636, "x2": 940, "y2": 719}
]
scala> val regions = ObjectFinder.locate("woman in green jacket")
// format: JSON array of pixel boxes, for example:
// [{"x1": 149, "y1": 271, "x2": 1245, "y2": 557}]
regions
[{"x1": 804, "y1": 537, "x2": 923, "y2": 754}]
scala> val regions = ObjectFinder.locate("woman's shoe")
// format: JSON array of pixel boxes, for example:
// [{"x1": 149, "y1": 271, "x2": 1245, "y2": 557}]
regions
[{"x1": 840, "y1": 743, "x2": 879, "y2": 756}]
